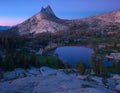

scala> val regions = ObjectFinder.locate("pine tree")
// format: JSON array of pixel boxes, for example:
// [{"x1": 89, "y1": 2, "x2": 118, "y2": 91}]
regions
[
  {"x1": 23, "y1": 54, "x2": 29, "y2": 69},
  {"x1": 56, "y1": 55, "x2": 65, "y2": 68},
  {"x1": 0, "y1": 54, "x2": 3, "y2": 68},
  {"x1": 93, "y1": 57, "x2": 107, "y2": 76},
  {"x1": 91, "y1": 48, "x2": 107, "y2": 76},
  {"x1": 77, "y1": 61, "x2": 86, "y2": 75},
  {"x1": 4, "y1": 54, "x2": 15, "y2": 71}
]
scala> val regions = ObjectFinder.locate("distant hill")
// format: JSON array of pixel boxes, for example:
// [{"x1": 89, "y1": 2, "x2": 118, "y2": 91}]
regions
[{"x1": 0, "y1": 26, "x2": 10, "y2": 32}]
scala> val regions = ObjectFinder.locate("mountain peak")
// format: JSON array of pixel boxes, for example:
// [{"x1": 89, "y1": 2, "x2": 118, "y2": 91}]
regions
[{"x1": 40, "y1": 5, "x2": 55, "y2": 17}]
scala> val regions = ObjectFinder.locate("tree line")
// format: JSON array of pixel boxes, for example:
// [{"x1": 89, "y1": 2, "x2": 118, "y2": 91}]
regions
[{"x1": 0, "y1": 52, "x2": 66, "y2": 71}]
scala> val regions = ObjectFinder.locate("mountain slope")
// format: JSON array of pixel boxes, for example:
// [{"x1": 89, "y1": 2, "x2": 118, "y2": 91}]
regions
[
  {"x1": 1, "y1": 6, "x2": 120, "y2": 37},
  {"x1": 15, "y1": 5, "x2": 69, "y2": 35},
  {"x1": 68, "y1": 10, "x2": 120, "y2": 34}
]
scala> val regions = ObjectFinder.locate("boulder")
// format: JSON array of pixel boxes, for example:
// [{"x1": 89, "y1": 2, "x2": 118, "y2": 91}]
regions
[
  {"x1": 76, "y1": 75, "x2": 89, "y2": 80},
  {"x1": 15, "y1": 68, "x2": 26, "y2": 78},
  {"x1": 40, "y1": 66, "x2": 57, "y2": 76},
  {"x1": 112, "y1": 74, "x2": 120, "y2": 80},
  {"x1": 116, "y1": 80, "x2": 120, "y2": 84},
  {"x1": 115, "y1": 84, "x2": 120, "y2": 91},
  {"x1": 27, "y1": 67, "x2": 40, "y2": 75},
  {"x1": 51, "y1": 88, "x2": 106, "y2": 93},
  {"x1": 3, "y1": 71, "x2": 16, "y2": 80},
  {"x1": 106, "y1": 79, "x2": 116, "y2": 87},
  {"x1": 90, "y1": 76, "x2": 103, "y2": 84}
]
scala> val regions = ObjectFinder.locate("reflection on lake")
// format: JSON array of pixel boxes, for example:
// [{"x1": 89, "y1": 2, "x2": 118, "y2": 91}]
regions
[{"x1": 54, "y1": 46, "x2": 94, "y2": 66}]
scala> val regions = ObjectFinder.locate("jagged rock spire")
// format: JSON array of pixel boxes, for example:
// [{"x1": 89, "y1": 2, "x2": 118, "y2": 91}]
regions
[{"x1": 40, "y1": 5, "x2": 56, "y2": 17}]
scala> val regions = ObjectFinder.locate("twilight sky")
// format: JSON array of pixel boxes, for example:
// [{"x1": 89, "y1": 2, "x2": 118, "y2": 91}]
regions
[{"x1": 0, "y1": 0, "x2": 120, "y2": 26}]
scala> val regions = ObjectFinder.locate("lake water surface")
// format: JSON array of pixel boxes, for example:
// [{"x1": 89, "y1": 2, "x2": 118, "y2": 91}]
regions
[
  {"x1": 54, "y1": 46, "x2": 113, "y2": 67},
  {"x1": 54, "y1": 46, "x2": 94, "y2": 66}
]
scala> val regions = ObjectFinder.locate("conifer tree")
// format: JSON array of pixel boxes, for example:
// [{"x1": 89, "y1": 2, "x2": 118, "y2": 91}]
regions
[
  {"x1": 0, "y1": 54, "x2": 3, "y2": 68},
  {"x1": 77, "y1": 61, "x2": 86, "y2": 75}
]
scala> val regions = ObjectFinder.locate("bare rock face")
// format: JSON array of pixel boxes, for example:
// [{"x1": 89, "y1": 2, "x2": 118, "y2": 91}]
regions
[
  {"x1": 0, "y1": 67, "x2": 118, "y2": 93},
  {"x1": 69, "y1": 10, "x2": 120, "y2": 33},
  {"x1": 16, "y1": 5, "x2": 69, "y2": 35},
  {"x1": 40, "y1": 5, "x2": 56, "y2": 19}
]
